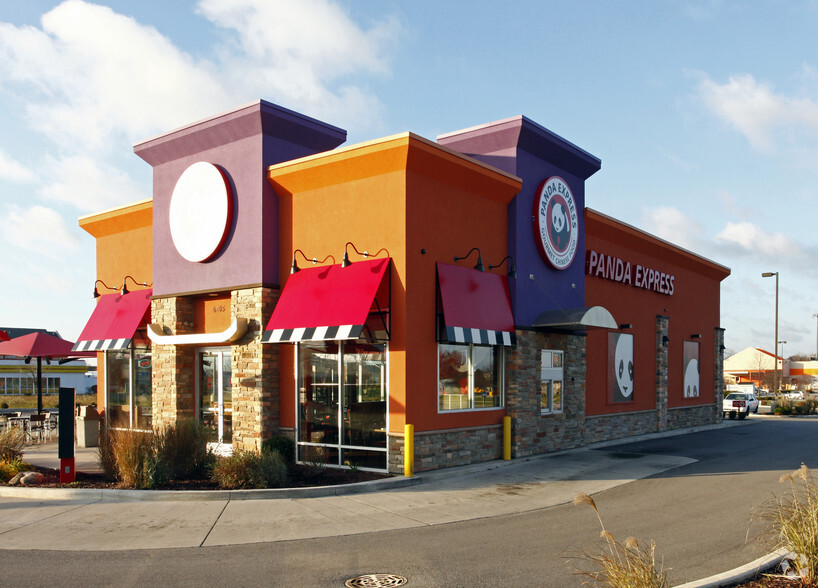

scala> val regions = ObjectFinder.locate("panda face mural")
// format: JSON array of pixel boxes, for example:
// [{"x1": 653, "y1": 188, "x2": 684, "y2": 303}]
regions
[
  {"x1": 683, "y1": 341, "x2": 700, "y2": 398},
  {"x1": 609, "y1": 333, "x2": 634, "y2": 402}
]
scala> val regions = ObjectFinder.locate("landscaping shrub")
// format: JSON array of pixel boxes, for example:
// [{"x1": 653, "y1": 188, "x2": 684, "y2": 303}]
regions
[
  {"x1": 109, "y1": 429, "x2": 165, "y2": 489},
  {"x1": 0, "y1": 457, "x2": 33, "y2": 483},
  {"x1": 155, "y1": 419, "x2": 211, "y2": 479},
  {"x1": 98, "y1": 420, "x2": 213, "y2": 488},
  {"x1": 800, "y1": 398, "x2": 818, "y2": 415},
  {"x1": 775, "y1": 399, "x2": 794, "y2": 415},
  {"x1": 211, "y1": 450, "x2": 288, "y2": 490},
  {"x1": 571, "y1": 493, "x2": 669, "y2": 587},
  {"x1": 97, "y1": 425, "x2": 117, "y2": 480},
  {"x1": 0, "y1": 426, "x2": 26, "y2": 461},
  {"x1": 261, "y1": 435, "x2": 295, "y2": 463},
  {"x1": 757, "y1": 464, "x2": 818, "y2": 584}
]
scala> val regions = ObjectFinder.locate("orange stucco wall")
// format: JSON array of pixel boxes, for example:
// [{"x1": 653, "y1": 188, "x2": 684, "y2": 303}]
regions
[
  {"x1": 79, "y1": 200, "x2": 153, "y2": 410},
  {"x1": 268, "y1": 133, "x2": 520, "y2": 434},
  {"x1": 584, "y1": 209, "x2": 729, "y2": 415}
]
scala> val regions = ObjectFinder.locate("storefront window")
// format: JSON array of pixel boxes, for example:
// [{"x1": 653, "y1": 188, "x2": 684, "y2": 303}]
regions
[
  {"x1": 438, "y1": 343, "x2": 503, "y2": 411},
  {"x1": 541, "y1": 350, "x2": 564, "y2": 414},
  {"x1": 297, "y1": 341, "x2": 387, "y2": 470},
  {"x1": 106, "y1": 348, "x2": 152, "y2": 430}
]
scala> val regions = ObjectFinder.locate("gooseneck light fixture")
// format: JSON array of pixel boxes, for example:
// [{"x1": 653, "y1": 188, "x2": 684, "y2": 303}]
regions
[
  {"x1": 291, "y1": 249, "x2": 335, "y2": 274},
  {"x1": 488, "y1": 255, "x2": 517, "y2": 279},
  {"x1": 762, "y1": 271, "x2": 779, "y2": 393},
  {"x1": 342, "y1": 242, "x2": 388, "y2": 268},
  {"x1": 94, "y1": 277, "x2": 151, "y2": 298},
  {"x1": 93, "y1": 279, "x2": 118, "y2": 298},
  {"x1": 454, "y1": 247, "x2": 484, "y2": 272},
  {"x1": 120, "y1": 275, "x2": 151, "y2": 296}
]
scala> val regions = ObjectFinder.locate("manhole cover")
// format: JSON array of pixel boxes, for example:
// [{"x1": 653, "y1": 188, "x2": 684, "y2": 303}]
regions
[{"x1": 345, "y1": 574, "x2": 408, "y2": 587}]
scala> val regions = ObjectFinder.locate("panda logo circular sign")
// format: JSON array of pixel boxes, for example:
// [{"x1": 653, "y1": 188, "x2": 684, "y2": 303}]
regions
[{"x1": 533, "y1": 176, "x2": 579, "y2": 270}]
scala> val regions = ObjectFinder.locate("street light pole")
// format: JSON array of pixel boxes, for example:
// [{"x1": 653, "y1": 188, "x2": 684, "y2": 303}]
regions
[
  {"x1": 762, "y1": 272, "x2": 779, "y2": 394},
  {"x1": 779, "y1": 340, "x2": 787, "y2": 390},
  {"x1": 813, "y1": 313, "x2": 818, "y2": 360}
]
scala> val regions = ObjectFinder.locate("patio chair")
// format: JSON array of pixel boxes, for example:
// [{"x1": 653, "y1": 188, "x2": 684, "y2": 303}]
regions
[{"x1": 28, "y1": 414, "x2": 47, "y2": 443}]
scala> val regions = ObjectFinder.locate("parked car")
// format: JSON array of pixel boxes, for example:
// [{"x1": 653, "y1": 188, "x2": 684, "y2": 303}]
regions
[
  {"x1": 723, "y1": 392, "x2": 759, "y2": 420},
  {"x1": 782, "y1": 390, "x2": 805, "y2": 400}
]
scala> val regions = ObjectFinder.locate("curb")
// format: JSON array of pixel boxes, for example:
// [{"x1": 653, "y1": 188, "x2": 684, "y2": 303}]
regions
[
  {"x1": 673, "y1": 549, "x2": 789, "y2": 588},
  {"x1": 0, "y1": 472, "x2": 422, "y2": 501}
]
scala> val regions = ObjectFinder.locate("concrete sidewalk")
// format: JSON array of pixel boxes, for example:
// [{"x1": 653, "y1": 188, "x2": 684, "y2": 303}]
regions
[{"x1": 0, "y1": 425, "x2": 739, "y2": 552}]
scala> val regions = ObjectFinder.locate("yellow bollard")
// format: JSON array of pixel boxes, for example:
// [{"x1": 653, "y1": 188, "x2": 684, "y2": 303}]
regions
[
  {"x1": 503, "y1": 416, "x2": 511, "y2": 460},
  {"x1": 404, "y1": 424, "x2": 414, "y2": 477}
]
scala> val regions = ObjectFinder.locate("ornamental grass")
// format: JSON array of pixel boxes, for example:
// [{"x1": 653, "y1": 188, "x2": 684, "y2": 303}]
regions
[
  {"x1": 210, "y1": 450, "x2": 287, "y2": 489},
  {"x1": 756, "y1": 463, "x2": 818, "y2": 584},
  {"x1": 571, "y1": 493, "x2": 669, "y2": 588},
  {"x1": 98, "y1": 419, "x2": 212, "y2": 489},
  {"x1": 0, "y1": 426, "x2": 26, "y2": 461}
]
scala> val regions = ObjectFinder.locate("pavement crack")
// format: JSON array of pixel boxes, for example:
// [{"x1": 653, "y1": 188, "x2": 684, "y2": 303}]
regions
[{"x1": 198, "y1": 499, "x2": 230, "y2": 547}]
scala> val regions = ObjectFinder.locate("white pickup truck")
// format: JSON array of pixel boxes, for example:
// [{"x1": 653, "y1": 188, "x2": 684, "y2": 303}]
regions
[{"x1": 722, "y1": 392, "x2": 759, "y2": 420}]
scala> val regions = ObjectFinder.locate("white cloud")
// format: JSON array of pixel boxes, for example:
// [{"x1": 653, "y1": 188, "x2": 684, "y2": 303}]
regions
[
  {"x1": 196, "y1": 0, "x2": 399, "y2": 129},
  {"x1": 0, "y1": 1, "x2": 230, "y2": 153},
  {"x1": 697, "y1": 73, "x2": 818, "y2": 154},
  {"x1": 715, "y1": 221, "x2": 804, "y2": 261},
  {"x1": 640, "y1": 206, "x2": 706, "y2": 251},
  {"x1": 39, "y1": 154, "x2": 147, "y2": 213},
  {"x1": 0, "y1": 149, "x2": 34, "y2": 182},
  {"x1": 4, "y1": 205, "x2": 81, "y2": 256}
]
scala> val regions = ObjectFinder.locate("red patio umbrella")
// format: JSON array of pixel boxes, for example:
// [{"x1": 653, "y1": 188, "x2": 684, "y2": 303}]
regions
[{"x1": 0, "y1": 332, "x2": 94, "y2": 414}]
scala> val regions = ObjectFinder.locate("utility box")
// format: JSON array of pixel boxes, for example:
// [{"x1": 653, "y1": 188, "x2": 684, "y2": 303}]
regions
[{"x1": 76, "y1": 405, "x2": 100, "y2": 448}]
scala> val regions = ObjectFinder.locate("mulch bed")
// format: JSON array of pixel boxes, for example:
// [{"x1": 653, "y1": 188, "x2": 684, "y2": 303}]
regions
[{"x1": 21, "y1": 464, "x2": 389, "y2": 491}]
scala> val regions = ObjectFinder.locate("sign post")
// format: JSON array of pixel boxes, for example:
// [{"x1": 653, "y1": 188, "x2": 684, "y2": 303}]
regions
[{"x1": 58, "y1": 387, "x2": 75, "y2": 483}]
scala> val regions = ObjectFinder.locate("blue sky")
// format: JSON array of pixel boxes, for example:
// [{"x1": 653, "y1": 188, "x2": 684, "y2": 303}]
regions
[{"x1": 2, "y1": 0, "x2": 817, "y2": 358}]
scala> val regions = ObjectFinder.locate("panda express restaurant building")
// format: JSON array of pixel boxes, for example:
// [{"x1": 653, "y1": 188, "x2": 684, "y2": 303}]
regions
[{"x1": 74, "y1": 100, "x2": 730, "y2": 473}]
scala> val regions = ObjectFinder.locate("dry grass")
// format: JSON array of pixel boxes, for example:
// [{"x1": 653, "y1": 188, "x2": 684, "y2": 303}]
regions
[
  {"x1": 0, "y1": 426, "x2": 26, "y2": 461},
  {"x1": 571, "y1": 493, "x2": 669, "y2": 588},
  {"x1": 97, "y1": 420, "x2": 212, "y2": 489},
  {"x1": 756, "y1": 464, "x2": 818, "y2": 584},
  {"x1": 0, "y1": 394, "x2": 97, "y2": 410}
]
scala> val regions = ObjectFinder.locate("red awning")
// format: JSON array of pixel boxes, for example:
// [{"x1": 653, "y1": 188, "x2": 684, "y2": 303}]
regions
[
  {"x1": 73, "y1": 289, "x2": 152, "y2": 351},
  {"x1": 437, "y1": 262, "x2": 515, "y2": 346},
  {"x1": 263, "y1": 258, "x2": 390, "y2": 343}
]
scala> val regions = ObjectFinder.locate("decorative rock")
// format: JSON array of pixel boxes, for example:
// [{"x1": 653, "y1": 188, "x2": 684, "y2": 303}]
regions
[
  {"x1": 7, "y1": 471, "x2": 45, "y2": 486},
  {"x1": 20, "y1": 472, "x2": 45, "y2": 485}
]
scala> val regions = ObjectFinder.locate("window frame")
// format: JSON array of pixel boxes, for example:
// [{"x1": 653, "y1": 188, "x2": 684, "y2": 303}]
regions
[
  {"x1": 437, "y1": 342, "x2": 505, "y2": 413},
  {"x1": 541, "y1": 349, "x2": 564, "y2": 414},
  {"x1": 104, "y1": 346, "x2": 152, "y2": 431}
]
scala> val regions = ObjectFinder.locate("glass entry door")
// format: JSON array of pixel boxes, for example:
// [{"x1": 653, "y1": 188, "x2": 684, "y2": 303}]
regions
[{"x1": 197, "y1": 348, "x2": 232, "y2": 447}]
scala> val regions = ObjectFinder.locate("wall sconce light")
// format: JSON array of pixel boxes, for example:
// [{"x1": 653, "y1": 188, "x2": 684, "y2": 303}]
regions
[
  {"x1": 93, "y1": 279, "x2": 118, "y2": 298},
  {"x1": 619, "y1": 324, "x2": 633, "y2": 330},
  {"x1": 662, "y1": 335, "x2": 670, "y2": 347},
  {"x1": 291, "y1": 249, "x2": 334, "y2": 274},
  {"x1": 454, "y1": 247, "x2": 484, "y2": 271},
  {"x1": 120, "y1": 275, "x2": 151, "y2": 296},
  {"x1": 488, "y1": 255, "x2": 517, "y2": 279},
  {"x1": 691, "y1": 334, "x2": 701, "y2": 339},
  {"x1": 342, "y1": 242, "x2": 388, "y2": 267}
]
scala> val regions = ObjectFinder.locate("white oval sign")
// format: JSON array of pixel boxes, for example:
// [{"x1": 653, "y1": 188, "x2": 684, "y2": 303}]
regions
[
  {"x1": 169, "y1": 162, "x2": 233, "y2": 263},
  {"x1": 533, "y1": 176, "x2": 579, "y2": 270}
]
